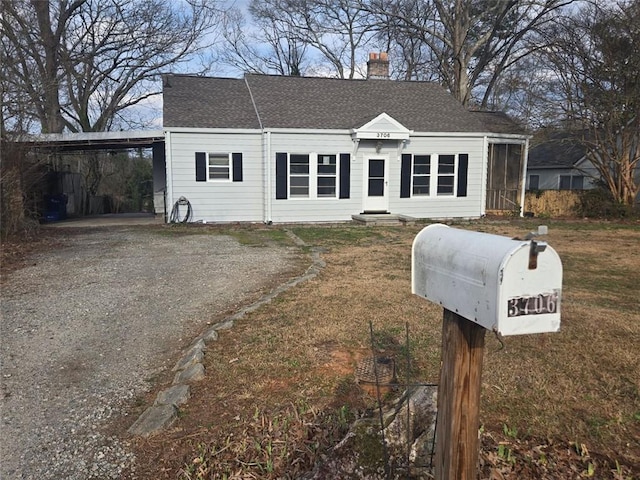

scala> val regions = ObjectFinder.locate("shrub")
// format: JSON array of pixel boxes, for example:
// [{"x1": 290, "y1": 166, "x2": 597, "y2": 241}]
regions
[{"x1": 576, "y1": 188, "x2": 638, "y2": 219}]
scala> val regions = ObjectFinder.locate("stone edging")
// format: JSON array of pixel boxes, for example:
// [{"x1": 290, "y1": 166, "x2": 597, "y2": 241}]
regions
[{"x1": 128, "y1": 229, "x2": 324, "y2": 437}]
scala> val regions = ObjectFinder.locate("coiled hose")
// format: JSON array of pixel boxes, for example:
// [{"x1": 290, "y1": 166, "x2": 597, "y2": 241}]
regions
[{"x1": 169, "y1": 196, "x2": 192, "y2": 223}]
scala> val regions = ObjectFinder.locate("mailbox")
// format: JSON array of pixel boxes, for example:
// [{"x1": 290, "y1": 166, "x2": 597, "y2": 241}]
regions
[{"x1": 412, "y1": 224, "x2": 562, "y2": 336}]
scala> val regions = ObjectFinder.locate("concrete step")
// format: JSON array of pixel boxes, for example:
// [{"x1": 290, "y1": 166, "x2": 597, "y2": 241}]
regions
[{"x1": 351, "y1": 214, "x2": 416, "y2": 226}]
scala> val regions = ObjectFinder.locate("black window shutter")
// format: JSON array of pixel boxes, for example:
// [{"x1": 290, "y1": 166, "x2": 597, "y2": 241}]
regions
[
  {"x1": 457, "y1": 154, "x2": 468, "y2": 197},
  {"x1": 275, "y1": 152, "x2": 287, "y2": 199},
  {"x1": 195, "y1": 152, "x2": 206, "y2": 182},
  {"x1": 232, "y1": 153, "x2": 243, "y2": 182},
  {"x1": 339, "y1": 153, "x2": 350, "y2": 199},
  {"x1": 400, "y1": 154, "x2": 412, "y2": 198}
]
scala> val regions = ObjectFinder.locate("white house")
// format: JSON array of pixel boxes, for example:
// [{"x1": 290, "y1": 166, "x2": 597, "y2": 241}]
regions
[{"x1": 162, "y1": 54, "x2": 529, "y2": 223}]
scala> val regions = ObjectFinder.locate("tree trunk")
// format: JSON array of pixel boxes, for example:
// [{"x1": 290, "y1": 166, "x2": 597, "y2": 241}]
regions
[{"x1": 32, "y1": 0, "x2": 65, "y2": 133}]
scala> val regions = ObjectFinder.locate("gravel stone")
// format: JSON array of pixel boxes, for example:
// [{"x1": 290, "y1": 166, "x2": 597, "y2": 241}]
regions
[{"x1": 0, "y1": 226, "x2": 303, "y2": 479}]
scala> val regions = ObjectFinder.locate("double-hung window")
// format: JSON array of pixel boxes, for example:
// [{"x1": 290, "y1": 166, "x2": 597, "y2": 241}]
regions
[
  {"x1": 317, "y1": 154, "x2": 337, "y2": 197},
  {"x1": 559, "y1": 175, "x2": 584, "y2": 190},
  {"x1": 412, "y1": 155, "x2": 431, "y2": 196},
  {"x1": 437, "y1": 154, "x2": 455, "y2": 195},
  {"x1": 276, "y1": 152, "x2": 349, "y2": 200},
  {"x1": 195, "y1": 152, "x2": 242, "y2": 183},
  {"x1": 208, "y1": 153, "x2": 230, "y2": 181},
  {"x1": 402, "y1": 153, "x2": 467, "y2": 198},
  {"x1": 289, "y1": 154, "x2": 310, "y2": 197}
]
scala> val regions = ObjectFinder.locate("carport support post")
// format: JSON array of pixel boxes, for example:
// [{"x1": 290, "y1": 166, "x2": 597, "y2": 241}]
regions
[{"x1": 434, "y1": 308, "x2": 486, "y2": 480}]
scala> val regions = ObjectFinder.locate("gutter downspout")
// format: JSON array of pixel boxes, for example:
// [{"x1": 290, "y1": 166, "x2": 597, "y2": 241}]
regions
[
  {"x1": 481, "y1": 135, "x2": 488, "y2": 217},
  {"x1": 265, "y1": 131, "x2": 272, "y2": 223},
  {"x1": 520, "y1": 138, "x2": 530, "y2": 217},
  {"x1": 165, "y1": 130, "x2": 173, "y2": 224},
  {"x1": 244, "y1": 75, "x2": 271, "y2": 223}
]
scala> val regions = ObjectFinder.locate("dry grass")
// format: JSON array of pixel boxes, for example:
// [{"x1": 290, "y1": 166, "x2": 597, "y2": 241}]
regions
[{"x1": 131, "y1": 220, "x2": 640, "y2": 479}]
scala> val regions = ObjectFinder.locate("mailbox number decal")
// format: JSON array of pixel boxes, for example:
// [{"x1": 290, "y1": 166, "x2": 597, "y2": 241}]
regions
[{"x1": 507, "y1": 291, "x2": 559, "y2": 317}]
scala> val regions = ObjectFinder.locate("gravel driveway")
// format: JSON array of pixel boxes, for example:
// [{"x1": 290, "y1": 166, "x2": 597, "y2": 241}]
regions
[{"x1": 0, "y1": 225, "x2": 304, "y2": 479}]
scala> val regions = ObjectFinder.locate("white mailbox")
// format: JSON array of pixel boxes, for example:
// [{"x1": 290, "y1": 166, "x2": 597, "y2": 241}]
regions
[{"x1": 412, "y1": 224, "x2": 562, "y2": 336}]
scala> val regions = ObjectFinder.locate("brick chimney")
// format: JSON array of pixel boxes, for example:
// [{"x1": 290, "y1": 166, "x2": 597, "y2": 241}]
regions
[{"x1": 367, "y1": 52, "x2": 389, "y2": 79}]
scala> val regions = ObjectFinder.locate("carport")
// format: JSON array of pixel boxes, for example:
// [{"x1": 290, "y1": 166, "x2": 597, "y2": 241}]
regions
[{"x1": 17, "y1": 130, "x2": 166, "y2": 220}]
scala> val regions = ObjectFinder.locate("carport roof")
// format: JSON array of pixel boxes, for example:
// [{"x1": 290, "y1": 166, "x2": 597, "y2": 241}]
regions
[{"x1": 16, "y1": 130, "x2": 165, "y2": 151}]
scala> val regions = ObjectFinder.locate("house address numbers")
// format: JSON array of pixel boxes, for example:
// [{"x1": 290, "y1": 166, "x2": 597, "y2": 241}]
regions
[
  {"x1": 507, "y1": 291, "x2": 559, "y2": 317},
  {"x1": 377, "y1": 132, "x2": 391, "y2": 138}
]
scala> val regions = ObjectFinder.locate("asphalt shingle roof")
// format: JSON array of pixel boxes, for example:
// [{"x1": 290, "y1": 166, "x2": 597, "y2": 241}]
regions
[
  {"x1": 527, "y1": 133, "x2": 586, "y2": 168},
  {"x1": 469, "y1": 111, "x2": 526, "y2": 134},
  {"x1": 163, "y1": 73, "x2": 506, "y2": 133},
  {"x1": 162, "y1": 75, "x2": 260, "y2": 129}
]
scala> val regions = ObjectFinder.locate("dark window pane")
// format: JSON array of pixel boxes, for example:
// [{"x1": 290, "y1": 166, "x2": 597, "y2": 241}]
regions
[
  {"x1": 290, "y1": 177, "x2": 308, "y2": 187},
  {"x1": 318, "y1": 187, "x2": 335, "y2": 197},
  {"x1": 438, "y1": 155, "x2": 455, "y2": 174},
  {"x1": 290, "y1": 176, "x2": 309, "y2": 196},
  {"x1": 529, "y1": 175, "x2": 539, "y2": 190},
  {"x1": 290, "y1": 154, "x2": 309, "y2": 174},
  {"x1": 318, "y1": 177, "x2": 336, "y2": 197},
  {"x1": 318, "y1": 177, "x2": 335, "y2": 187},
  {"x1": 413, "y1": 176, "x2": 430, "y2": 195},
  {"x1": 208, "y1": 154, "x2": 230, "y2": 180},
  {"x1": 571, "y1": 176, "x2": 584, "y2": 189},
  {"x1": 290, "y1": 154, "x2": 309, "y2": 163},
  {"x1": 318, "y1": 164, "x2": 336, "y2": 175},
  {"x1": 318, "y1": 154, "x2": 336, "y2": 166},
  {"x1": 209, "y1": 167, "x2": 229, "y2": 179},
  {"x1": 414, "y1": 176, "x2": 430, "y2": 186},
  {"x1": 559, "y1": 175, "x2": 571, "y2": 190},
  {"x1": 208, "y1": 156, "x2": 228, "y2": 166},
  {"x1": 437, "y1": 176, "x2": 454, "y2": 195},
  {"x1": 369, "y1": 159, "x2": 384, "y2": 178},
  {"x1": 414, "y1": 155, "x2": 431, "y2": 175},
  {"x1": 318, "y1": 177, "x2": 336, "y2": 196},
  {"x1": 368, "y1": 178, "x2": 384, "y2": 196},
  {"x1": 414, "y1": 164, "x2": 430, "y2": 175}
]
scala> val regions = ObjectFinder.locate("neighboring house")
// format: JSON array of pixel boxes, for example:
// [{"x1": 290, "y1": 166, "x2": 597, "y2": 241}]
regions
[
  {"x1": 526, "y1": 134, "x2": 599, "y2": 191},
  {"x1": 162, "y1": 53, "x2": 529, "y2": 223}
]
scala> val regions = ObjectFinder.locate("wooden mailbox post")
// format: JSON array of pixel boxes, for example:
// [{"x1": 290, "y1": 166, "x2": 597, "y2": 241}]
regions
[{"x1": 412, "y1": 224, "x2": 563, "y2": 480}]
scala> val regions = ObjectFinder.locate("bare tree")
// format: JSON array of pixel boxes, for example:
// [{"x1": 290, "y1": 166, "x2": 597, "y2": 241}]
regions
[
  {"x1": 226, "y1": 0, "x2": 375, "y2": 78},
  {"x1": 364, "y1": 0, "x2": 575, "y2": 106},
  {"x1": 219, "y1": 6, "x2": 309, "y2": 76},
  {"x1": 1, "y1": 0, "x2": 221, "y2": 133},
  {"x1": 544, "y1": 0, "x2": 639, "y2": 206},
  {"x1": 374, "y1": 0, "x2": 443, "y2": 80}
]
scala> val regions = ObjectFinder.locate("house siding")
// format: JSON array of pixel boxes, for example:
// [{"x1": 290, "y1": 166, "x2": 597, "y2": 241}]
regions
[
  {"x1": 389, "y1": 137, "x2": 485, "y2": 218},
  {"x1": 528, "y1": 167, "x2": 598, "y2": 190},
  {"x1": 167, "y1": 131, "x2": 264, "y2": 222},
  {"x1": 167, "y1": 130, "x2": 490, "y2": 223},
  {"x1": 268, "y1": 133, "x2": 485, "y2": 222},
  {"x1": 268, "y1": 132, "x2": 360, "y2": 223}
]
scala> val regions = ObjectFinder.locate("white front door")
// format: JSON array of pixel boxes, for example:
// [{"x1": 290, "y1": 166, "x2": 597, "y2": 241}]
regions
[{"x1": 363, "y1": 154, "x2": 389, "y2": 213}]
